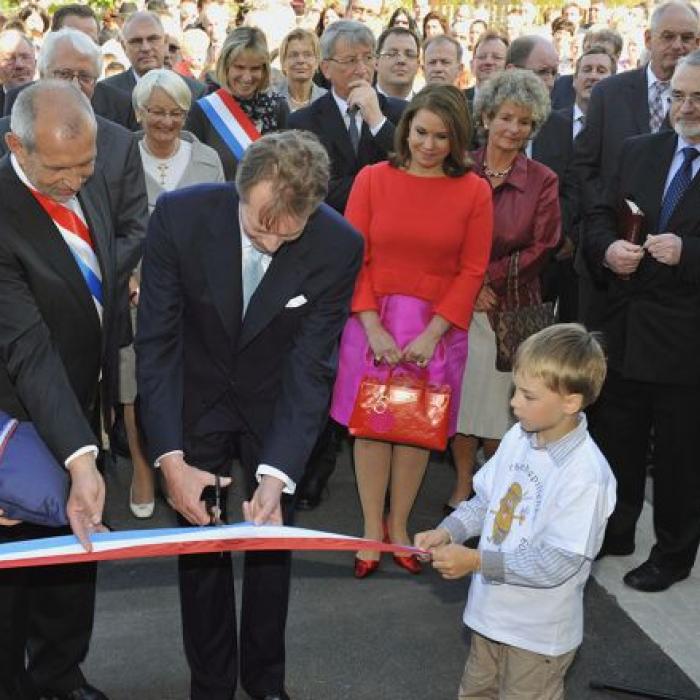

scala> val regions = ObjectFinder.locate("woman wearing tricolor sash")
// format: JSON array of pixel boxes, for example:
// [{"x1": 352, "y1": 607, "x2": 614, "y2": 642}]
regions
[{"x1": 185, "y1": 27, "x2": 289, "y2": 181}]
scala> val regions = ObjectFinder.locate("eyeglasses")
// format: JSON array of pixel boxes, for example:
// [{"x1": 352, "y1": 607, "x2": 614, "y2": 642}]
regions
[
  {"x1": 327, "y1": 54, "x2": 376, "y2": 68},
  {"x1": 51, "y1": 69, "x2": 97, "y2": 86},
  {"x1": 286, "y1": 50, "x2": 316, "y2": 61},
  {"x1": 378, "y1": 50, "x2": 419, "y2": 61},
  {"x1": 670, "y1": 90, "x2": 700, "y2": 107},
  {"x1": 168, "y1": 43, "x2": 181, "y2": 52},
  {"x1": 142, "y1": 106, "x2": 187, "y2": 120}
]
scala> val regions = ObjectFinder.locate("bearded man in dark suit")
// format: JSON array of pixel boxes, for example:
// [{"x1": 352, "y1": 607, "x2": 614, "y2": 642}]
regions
[{"x1": 583, "y1": 51, "x2": 700, "y2": 593}]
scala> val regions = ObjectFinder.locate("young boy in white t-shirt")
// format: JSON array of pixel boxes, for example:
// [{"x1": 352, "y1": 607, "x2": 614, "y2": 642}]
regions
[{"x1": 416, "y1": 324, "x2": 616, "y2": 700}]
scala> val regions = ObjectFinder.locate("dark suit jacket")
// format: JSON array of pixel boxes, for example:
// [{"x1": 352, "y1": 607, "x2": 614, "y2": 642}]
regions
[
  {"x1": 0, "y1": 157, "x2": 118, "y2": 460},
  {"x1": 102, "y1": 68, "x2": 207, "y2": 104},
  {"x1": 532, "y1": 108, "x2": 576, "y2": 236},
  {"x1": 583, "y1": 131, "x2": 700, "y2": 384},
  {"x1": 573, "y1": 65, "x2": 664, "y2": 206},
  {"x1": 184, "y1": 95, "x2": 289, "y2": 181},
  {"x1": 287, "y1": 91, "x2": 406, "y2": 213},
  {"x1": 136, "y1": 184, "x2": 363, "y2": 480},
  {"x1": 551, "y1": 74, "x2": 575, "y2": 111},
  {"x1": 0, "y1": 115, "x2": 146, "y2": 291},
  {"x1": 3, "y1": 80, "x2": 139, "y2": 131}
]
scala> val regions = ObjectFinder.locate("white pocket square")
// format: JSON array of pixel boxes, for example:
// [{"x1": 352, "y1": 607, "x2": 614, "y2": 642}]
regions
[{"x1": 285, "y1": 294, "x2": 308, "y2": 308}]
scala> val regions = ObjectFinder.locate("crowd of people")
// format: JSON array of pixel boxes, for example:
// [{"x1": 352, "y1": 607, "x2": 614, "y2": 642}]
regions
[{"x1": 1, "y1": 0, "x2": 699, "y2": 698}]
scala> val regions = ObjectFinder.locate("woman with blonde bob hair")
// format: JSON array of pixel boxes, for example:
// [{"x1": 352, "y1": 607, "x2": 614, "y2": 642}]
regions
[
  {"x1": 330, "y1": 85, "x2": 494, "y2": 578},
  {"x1": 185, "y1": 26, "x2": 288, "y2": 180},
  {"x1": 277, "y1": 27, "x2": 327, "y2": 112}
]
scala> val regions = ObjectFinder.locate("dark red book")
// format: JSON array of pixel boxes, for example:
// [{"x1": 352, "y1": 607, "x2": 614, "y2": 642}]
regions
[{"x1": 617, "y1": 198, "x2": 644, "y2": 245}]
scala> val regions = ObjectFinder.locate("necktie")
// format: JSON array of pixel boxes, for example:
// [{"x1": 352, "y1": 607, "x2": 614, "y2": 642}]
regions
[
  {"x1": 574, "y1": 114, "x2": 585, "y2": 138},
  {"x1": 347, "y1": 106, "x2": 360, "y2": 154},
  {"x1": 242, "y1": 245, "x2": 265, "y2": 314},
  {"x1": 658, "y1": 147, "x2": 700, "y2": 232},
  {"x1": 649, "y1": 80, "x2": 670, "y2": 133},
  {"x1": 29, "y1": 188, "x2": 103, "y2": 319}
]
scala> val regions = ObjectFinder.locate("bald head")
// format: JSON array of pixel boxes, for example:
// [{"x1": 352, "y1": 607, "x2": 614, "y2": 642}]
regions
[
  {"x1": 6, "y1": 80, "x2": 97, "y2": 201},
  {"x1": 507, "y1": 35, "x2": 559, "y2": 91}
]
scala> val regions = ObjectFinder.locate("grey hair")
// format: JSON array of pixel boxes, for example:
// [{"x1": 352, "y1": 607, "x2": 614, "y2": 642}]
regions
[
  {"x1": 649, "y1": 1, "x2": 699, "y2": 32},
  {"x1": 320, "y1": 20, "x2": 375, "y2": 61},
  {"x1": 236, "y1": 130, "x2": 329, "y2": 221},
  {"x1": 676, "y1": 48, "x2": 700, "y2": 69},
  {"x1": 132, "y1": 67, "x2": 191, "y2": 113},
  {"x1": 474, "y1": 68, "x2": 551, "y2": 137},
  {"x1": 10, "y1": 79, "x2": 95, "y2": 152},
  {"x1": 424, "y1": 34, "x2": 464, "y2": 63},
  {"x1": 121, "y1": 10, "x2": 164, "y2": 39},
  {"x1": 38, "y1": 28, "x2": 102, "y2": 78}
]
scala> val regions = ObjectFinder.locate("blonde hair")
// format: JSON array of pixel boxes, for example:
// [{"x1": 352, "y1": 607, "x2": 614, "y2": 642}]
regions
[
  {"x1": 513, "y1": 324, "x2": 607, "y2": 408},
  {"x1": 279, "y1": 27, "x2": 320, "y2": 67},
  {"x1": 216, "y1": 26, "x2": 270, "y2": 93}
]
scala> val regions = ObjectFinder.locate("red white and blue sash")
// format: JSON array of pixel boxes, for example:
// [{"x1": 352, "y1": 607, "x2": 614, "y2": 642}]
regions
[
  {"x1": 29, "y1": 188, "x2": 103, "y2": 321},
  {"x1": 0, "y1": 523, "x2": 422, "y2": 569},
  {"x1": 198, "y1": 88, "x2": 261, "y2": 160}
]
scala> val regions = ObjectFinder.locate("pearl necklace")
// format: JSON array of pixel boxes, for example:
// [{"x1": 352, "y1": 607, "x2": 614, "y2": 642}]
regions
[{"x1": 483, "y1": 162, "x2": 513, "y2": 179}]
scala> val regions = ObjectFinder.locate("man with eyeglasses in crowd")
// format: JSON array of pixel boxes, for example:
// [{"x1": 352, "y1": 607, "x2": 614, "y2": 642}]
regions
[
  {"x1": 374, "y1": 25, "x2": 420, "y2": 101},
  {"x1": 583, "y1": 49, "x2": 700, "y2": 593},
  {"x1": 102, "y1": 11, "x2": 205, "y2": 106},
  {"x1": 0, "y1": 29, "x2": 35, "y2": 115},
  {"x1": 287, "y1": 20, "x2": 405, "y2": 512},
  {"x1": 2, "y1": 4, "x2": 138, "y2": 130},
  {"x1": 573, "y1": 1, "x2": 699, "y2": 326}
]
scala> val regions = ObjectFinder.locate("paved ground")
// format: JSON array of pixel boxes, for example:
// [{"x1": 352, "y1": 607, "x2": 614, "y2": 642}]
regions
[{"x1": 86, "y1": 446, "x2": 700, "y2": 700}]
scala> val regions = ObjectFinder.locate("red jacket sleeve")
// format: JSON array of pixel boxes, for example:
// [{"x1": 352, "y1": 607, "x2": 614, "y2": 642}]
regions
[
  {"x1": 345, "y1": 166, "x2": 378, "y2": 313},
  {"x1": 489, "y1": 168, "x2": 561, "y2": 291},
  {"x1": 433, "y1": 177, "x2": 494, "y2": 330}
]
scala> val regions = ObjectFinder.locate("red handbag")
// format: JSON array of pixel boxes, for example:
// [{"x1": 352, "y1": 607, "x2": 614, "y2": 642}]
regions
[{"x1": 348, "y1": 367, "x2": 451, "y2": 450}]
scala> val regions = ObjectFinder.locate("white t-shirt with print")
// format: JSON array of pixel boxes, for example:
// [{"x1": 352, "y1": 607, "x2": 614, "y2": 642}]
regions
[{"x1": 465, "y1": 423, "x2": 616, "y2": 656}]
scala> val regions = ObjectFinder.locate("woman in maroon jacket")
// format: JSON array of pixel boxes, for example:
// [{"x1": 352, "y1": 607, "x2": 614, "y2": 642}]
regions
[{"x1": 448, "y1": 69, "x2": 561, "y2": 512}]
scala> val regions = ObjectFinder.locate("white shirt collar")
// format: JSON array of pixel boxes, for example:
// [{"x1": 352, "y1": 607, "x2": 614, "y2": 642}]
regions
[
  {"x1": 674, "y1": 134, "x2": 700, "y2": 156},
  {"x1": 331, "y1": 88, "x2": 350, "y2": 117},
  {"x1": 573, "y1": 103, "x2": 585, "y2": 122},
  {"x1": 647, "y1": 62, "x2": 670, "y2": 89},
  {"x1": 376, "y1": 82, "x2": 414, "y2": 101}
]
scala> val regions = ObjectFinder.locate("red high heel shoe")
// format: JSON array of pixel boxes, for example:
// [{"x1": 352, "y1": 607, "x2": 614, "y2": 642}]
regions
[
  {"x1": 392, "y1": 553, "x2": 422, "y2": 574},
  {"x1": 384, "y1": 520, "x2": 422, "y2": 574},
  {"x1": 354, "y1": 556, "x2": 380, "y2": 579}
]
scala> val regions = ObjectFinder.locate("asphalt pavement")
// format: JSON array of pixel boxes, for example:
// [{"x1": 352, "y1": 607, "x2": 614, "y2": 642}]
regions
[{"x1": 86, "y1": 445, "x2": 700, "y2": 700}]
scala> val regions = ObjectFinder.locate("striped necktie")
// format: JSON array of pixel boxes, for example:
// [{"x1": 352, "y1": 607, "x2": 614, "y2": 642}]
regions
[
  {"x1": 649, "y1": 80, "x2": 670, "y2": 133},
  {"x1": 658, "y1": 147, "x2": 700, "y2": 232},
  {"x1": 347, "y1": 106, "x2": 360, "y2": 154},
  {"x1": 29, "y1": 188, "x2": 103, "y2": 320}
]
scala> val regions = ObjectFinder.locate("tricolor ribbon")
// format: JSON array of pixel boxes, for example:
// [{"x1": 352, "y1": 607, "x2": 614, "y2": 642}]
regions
[
  {"x1": 0, "y1": 523, "x2": 424, "y2": 570},
  {"x1": 197, "y1": 88, "x2": 261, "y2": 161}
]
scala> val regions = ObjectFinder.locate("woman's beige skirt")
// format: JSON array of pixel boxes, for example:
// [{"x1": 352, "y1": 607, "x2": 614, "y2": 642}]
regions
[{"x1": 456, "y1": 312, "x2": 514, "y2": 439}]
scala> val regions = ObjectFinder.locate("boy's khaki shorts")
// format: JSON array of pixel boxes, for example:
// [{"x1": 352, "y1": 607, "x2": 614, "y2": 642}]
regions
[{"x1": 458, "y1": 632, "x2": 577, "y2": 700}]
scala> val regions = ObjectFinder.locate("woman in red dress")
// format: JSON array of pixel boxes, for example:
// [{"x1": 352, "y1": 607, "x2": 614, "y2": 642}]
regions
[{"x1": 330, "y1": 85, "x2": 493, "y2": 577}]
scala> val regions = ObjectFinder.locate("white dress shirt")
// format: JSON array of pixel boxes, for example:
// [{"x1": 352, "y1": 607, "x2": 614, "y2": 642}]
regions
[
  {"x1": 662, "y1": 136, "x2": 700, "y2": 199},
  {"x1": 331, "y1": 88, "x2": 387, "y2": 137},
  {"x1": 572, "y1": 103, "x2": 585, "y2": 140}
]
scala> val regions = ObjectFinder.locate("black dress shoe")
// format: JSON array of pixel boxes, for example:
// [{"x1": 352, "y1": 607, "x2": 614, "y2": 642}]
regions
[
  {"x1": 595, "y1": 538, "x2": 635, "y2": 561},
  {"x1": 623, "y1": 560, "x2": 691, "y2": 592},
  {"x1": 45, "y1": 686, "x2": 108, "y2": 700},
  {"x1": 45, "y1": 684, "x2": 108, "y2": 700}
]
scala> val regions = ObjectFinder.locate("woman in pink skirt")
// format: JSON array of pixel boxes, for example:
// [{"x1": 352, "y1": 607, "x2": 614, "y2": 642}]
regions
[{"x1": 330, "y1": 85, "x2": 493, "y2": 578}]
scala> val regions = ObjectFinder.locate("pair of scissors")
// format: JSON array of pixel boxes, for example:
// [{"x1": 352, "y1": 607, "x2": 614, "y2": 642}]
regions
[{"x1": 205, "y1": 474, "x2": 224, "y2": 526}]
